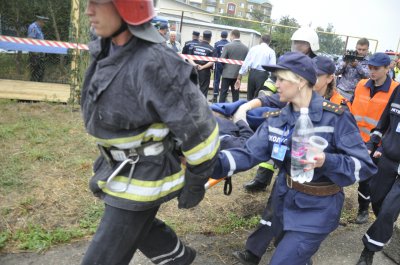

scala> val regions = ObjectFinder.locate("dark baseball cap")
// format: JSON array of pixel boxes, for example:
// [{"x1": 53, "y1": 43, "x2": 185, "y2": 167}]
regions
[
  {"x1": 192, "y1": 31, "x2": 200, "y2": 36},
  {"x1": 159, "y1": 23, "x2": 168, "y2": 30},
  {"x1": 262, "y1": 52, "x2": 317, "y2": 85},
  {"x1": 313, "y1": 56, "x2": 335, "y2": 75},
  {"x1": 221, "y1": 31, "x2": 228, "y2": 38},
  {"x1": 368, "y1": 52, "x2": 391, "y2": 67},
  {"x1": 203, "y1": 30, "x2": 212, "y2": 38}
]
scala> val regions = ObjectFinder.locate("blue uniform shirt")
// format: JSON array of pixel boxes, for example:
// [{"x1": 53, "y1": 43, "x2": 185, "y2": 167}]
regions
[
  {"x1": 182, "y1": 39, "x2": 199, "y2": 55},
  {"x1": 212, "y1": 92, "x2": 377, "y2": 234},
  {"x1": 214, "y1": 39, "x2": 229, "y2": 68},
  {"x1": 27, "y1": 22, "x2": 44, "y2": 40},
  {"x1": 213, "y1": 39, "x2": 229, "y2": 58}
]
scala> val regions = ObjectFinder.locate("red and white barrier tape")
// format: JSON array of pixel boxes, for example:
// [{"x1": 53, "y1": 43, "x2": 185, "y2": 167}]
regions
[
  {"x1": 1, "y1": 35, "x2": 244, "y2": 64},
  {"x1": 0, "y1": 35, "x2": 89, "y2": 50},
  {"x1": 179, "y1": 54, "x2": 243, "y2": 65}
]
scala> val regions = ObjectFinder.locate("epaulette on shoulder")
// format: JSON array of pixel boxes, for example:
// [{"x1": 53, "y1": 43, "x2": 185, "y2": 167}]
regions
[
  {"x1": 322, "y1": 101, "x2": 345, "y2": 115},
  {"x1": 263, "y1": 110, "x2": 282, "y2": 118}
]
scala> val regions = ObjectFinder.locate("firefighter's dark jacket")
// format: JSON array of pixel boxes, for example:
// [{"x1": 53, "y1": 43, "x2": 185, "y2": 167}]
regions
[{"x1": 81, "y1": 36, "x2": 220, "y2": 211}]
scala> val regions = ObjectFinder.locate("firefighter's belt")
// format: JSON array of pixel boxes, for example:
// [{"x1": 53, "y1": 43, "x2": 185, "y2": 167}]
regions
[
  {"x1": 98, "y1": 138, "x2": 173, "y2": 164},
  {"x1": 286, "y1": 174, "x2": 341, "y2": 196}
]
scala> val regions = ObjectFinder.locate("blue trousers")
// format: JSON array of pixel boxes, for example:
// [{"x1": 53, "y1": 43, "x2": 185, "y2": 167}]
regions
[
  {"x1": 213, "y1": 63, "x2": 223, "y2": 98},
  {"x1": 269, "y1": 230, "x2": 328, "y2": 265}
]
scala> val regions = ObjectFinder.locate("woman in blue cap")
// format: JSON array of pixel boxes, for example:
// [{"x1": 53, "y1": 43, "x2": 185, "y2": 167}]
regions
[{"x1": 212, "y1": 52, "x2": 377, "y2": 265}]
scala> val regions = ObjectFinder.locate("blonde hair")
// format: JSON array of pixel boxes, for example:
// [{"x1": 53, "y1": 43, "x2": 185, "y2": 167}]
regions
[{"x1": 275, "y1": 70, "x2": 313, "y2": 88}]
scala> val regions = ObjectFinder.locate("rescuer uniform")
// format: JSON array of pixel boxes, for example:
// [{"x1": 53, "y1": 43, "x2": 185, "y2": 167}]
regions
[
  {"x1": 350, "y1": 75, "x2": 398, "y2": 223},
  {"x1": 212, "y1": 92, "x2": 377, "y2": 265},
  {"x1": 81, "y1": 1, "x2": 219, "y2": 264},
  {"x1": 212, "y1": 32, "x2": 229, "y2": 102},
  {"x1": 181, "y1": 31, "x2": 200, "y2": 55},
  {"x1": 190, "y1": 32, "x2": 215, "y2": 97},
  {"x1": 356, "y1": 85, "x2": 400, "y2": 265}
]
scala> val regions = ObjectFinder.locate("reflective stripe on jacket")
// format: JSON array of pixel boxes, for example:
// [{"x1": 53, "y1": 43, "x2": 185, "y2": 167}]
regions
[{"x1": 351, "y1": 78, "x2": 398, "y2": 142}]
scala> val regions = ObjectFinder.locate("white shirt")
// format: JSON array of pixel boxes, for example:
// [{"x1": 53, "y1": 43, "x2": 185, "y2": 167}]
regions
[{"x1": 239, "y1": 43, "x2": 276, "y2": 74}]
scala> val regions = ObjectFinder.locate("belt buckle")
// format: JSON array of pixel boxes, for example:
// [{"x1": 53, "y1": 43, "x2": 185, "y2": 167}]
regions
[
  {"x1": 97, "y1": 144, "x2": 115, "y2": 166},
  {"x1": 286, "y1": 175, "x2": 293, "y2": 189}
]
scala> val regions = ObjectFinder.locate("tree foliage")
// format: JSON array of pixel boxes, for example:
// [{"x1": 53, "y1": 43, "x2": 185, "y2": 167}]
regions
[
  {"x1": 316, "y1": 23, "x2": 345, "y2": 55},
  {"x1": 270, "y1": 16, "x2": 299, "y2": 56}
]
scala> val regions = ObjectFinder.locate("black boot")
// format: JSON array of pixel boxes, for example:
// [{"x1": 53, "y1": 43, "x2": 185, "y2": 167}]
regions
[
  {"x1": 356, "y1": 247, "x2": 374, "y2": 265},
  {"x1": 243, "y1": 179, "x2": 267, "y2": 192},
  {"x1": 165, "y1": 245, "x2": 196, "y2": 265},
  {"x1": 232, "y1": 250, "x2": 261, "y2": 265},
  {"x1": 356, "y1": 210, "x2": 369, "y2": 224}
]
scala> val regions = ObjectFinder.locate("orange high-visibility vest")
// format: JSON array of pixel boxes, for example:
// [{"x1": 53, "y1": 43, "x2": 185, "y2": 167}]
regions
[
  {"x1": 330, "y1": 89, "x2": 351, "y2": 108},
  {"x1": 351, "y1": 78, "x2": 398, "y2": 142}
]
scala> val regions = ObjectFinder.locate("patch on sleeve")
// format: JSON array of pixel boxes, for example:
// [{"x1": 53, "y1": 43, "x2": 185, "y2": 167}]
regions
[
  {"x1": 323, "y1": 101, "x2": 344, "y2": 115},
  {"x1": 263, "y1": 110, "x2": 282, "y2": 118}
]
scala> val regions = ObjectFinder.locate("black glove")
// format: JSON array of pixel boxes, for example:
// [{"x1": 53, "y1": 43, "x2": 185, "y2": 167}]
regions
[{"x1": 178, "y1": 170, "x2": 208, "y2": 209}]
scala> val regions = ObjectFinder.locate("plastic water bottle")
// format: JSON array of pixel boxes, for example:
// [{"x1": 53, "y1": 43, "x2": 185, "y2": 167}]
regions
[{"x1": 291, "y1": 108, "x2": 314, "y2": 183}]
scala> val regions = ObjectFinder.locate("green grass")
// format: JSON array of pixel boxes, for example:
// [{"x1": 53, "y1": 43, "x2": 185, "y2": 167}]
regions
[
  {"x1": 214, "y1": 213, "x2": 260, "y2": 234},
  {"x1": 13, "y1": 225, "x2": 84, "y2": 251}
]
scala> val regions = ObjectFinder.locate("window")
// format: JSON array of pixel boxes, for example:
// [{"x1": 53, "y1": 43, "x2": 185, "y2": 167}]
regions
[
  {"x1": 220, "y1": 0, "x2": 224, "y2": 3},
  {"x1": 248, "y1": 4, "x2": 253, "y2": 11},
  {"x1": 240, "y1": 2, "x2": 245, "y2": 8},
  {"x1": 238, "y1": 11, "x2": 242, "y2": 16},
  {"x1": 219, "y1": 8, "x2": 224, "y2": 13},
  {"x1": 206, "y1": 6, "x2": 216, "y2": 12},
  {"x1": 227, "y1": 3, "x2": 236, "y2": 14}
]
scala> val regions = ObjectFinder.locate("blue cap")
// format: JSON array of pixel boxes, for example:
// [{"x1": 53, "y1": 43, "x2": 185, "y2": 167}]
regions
[
  {"x1": 313, "y1": 56, "x2": 335, "y2": 75},
  {"x1": 368, "y1": 52, "x2": 391, "y2": 67},
  {"x1": 262, "y1": 52, "x2": 317, "y2": 85},
  {"x1": 221, "y1": 31, "x2": 228, "y2": 38},
  {"x1": 203, "y1": 30, "x2": 212, "y2": 38},
  {"x1": 192, "y1": 31, "x2": 200, "y2": 36},
  {"x1": 159, "y1": 23, "x2": 168, "y2": 30}
]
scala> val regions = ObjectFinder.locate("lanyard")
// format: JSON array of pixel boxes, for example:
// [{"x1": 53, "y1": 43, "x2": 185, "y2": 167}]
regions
[{"x1": 279, "y1": 125, "x2": 293, "y2": 148}]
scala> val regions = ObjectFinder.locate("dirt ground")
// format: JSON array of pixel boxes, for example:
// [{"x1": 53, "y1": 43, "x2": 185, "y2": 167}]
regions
[{"x1": 0, "y1": 221, "x2": 397, "y2": 265}]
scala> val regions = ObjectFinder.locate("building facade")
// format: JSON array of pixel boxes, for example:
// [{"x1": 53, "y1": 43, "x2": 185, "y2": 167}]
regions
[{"x1": 177, "y1": 0, "x2": 272, "y2": 20}]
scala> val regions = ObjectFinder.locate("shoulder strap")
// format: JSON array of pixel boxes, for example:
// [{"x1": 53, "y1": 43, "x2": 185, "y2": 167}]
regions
[
  {"x1": 263, "y1": 110, "x2": 282, "y2": 118},
  {"x1": 322, "y1": 101, "x2": 345, "y2": 115}
]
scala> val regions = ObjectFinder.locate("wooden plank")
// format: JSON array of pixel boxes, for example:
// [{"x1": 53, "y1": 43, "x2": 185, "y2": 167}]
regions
[{"x1": 0, "y1": 79, "x2": 70, "y2": 102}]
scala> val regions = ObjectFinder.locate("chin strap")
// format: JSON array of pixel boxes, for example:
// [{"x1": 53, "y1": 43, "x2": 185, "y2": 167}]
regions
[{"x1": 111, "y1": 22, "x2": 128, "y2": 38}]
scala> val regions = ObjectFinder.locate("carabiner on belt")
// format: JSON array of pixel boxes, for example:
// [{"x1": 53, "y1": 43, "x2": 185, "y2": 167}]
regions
[{"x1": 106, "y1": 156, "x2": 140, "y2": 193}]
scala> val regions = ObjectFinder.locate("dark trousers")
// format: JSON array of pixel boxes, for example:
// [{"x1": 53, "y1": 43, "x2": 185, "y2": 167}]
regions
[
  {"x1": 245, "y1": 180, "x2": 276, "y2": 258},
  {"x1": 247, "y1": 69, "x2": 269, "y2": 100},
  {"x1": 358, "y1": 156, "x2": 379, "y2": 211},
  {"x1": 363, "y1": 154, "x2": 400, "y2": 252},
  {"x1": 81, "y1": 204, "x2": 184, "y2": 265},
  {"x1": 219, "y1": 78, "x2": 240, "y2": 103},
  {"x1": 254, "y1": 161, "x2": 275, "y2": 186},
  {"x1": 29, "y1": 53, "x2": 45, "y2": 82},
  {"x1": 198, "y1": 68, "x2": 211, "y2": 98},
  {"x1": 213, "y1": 63, "x2": 223, "y2": 99}
]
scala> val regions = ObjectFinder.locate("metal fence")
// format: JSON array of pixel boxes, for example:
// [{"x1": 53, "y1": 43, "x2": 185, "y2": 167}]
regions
[{"x1": 0, "y1": 1, "x2": 381, "y2": 104}]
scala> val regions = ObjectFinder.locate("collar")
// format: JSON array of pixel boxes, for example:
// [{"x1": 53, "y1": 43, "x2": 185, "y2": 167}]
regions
[
  {"x1": 365, "y1": 75, "x2": 391, "y2": 92},
  {"x1": 273, "y1": 91, "x2": 324, "y2": 127}
]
